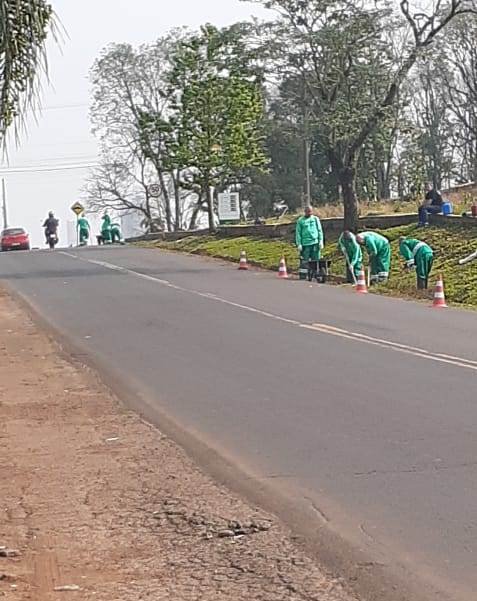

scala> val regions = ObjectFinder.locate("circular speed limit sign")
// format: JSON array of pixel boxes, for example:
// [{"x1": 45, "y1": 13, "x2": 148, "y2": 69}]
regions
[{"x1": 148, "y1": 184, "x2": 161, "y2": 197}]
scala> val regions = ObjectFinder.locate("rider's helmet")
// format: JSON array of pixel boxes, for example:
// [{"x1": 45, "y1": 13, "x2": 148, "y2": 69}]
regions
[{"x1": 48, "y1": 211, "x2": 54, "y2": 218}]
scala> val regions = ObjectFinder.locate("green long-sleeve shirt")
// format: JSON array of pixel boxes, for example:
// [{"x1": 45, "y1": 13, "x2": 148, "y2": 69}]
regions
[
  {"x1": 359, "y1": 231, "x2": 390, "y2": 257},
  {"x1": 77, "y1": 217, "x2": 90, "y2": 231},
  {"x1": 295, "y1": 215, "x2": 324, "y2": 247},
  {"x1": 399, "y1": 238, "x2": 433, "y2": 264},
  {"x1": 338, "y1": 232, "x2": 362, "y2": 268}
]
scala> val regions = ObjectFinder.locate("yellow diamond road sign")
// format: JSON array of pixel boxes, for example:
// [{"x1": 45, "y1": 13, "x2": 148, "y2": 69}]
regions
[{"x1": 71, "y1": 202, "x2": 84, "y2": 216}]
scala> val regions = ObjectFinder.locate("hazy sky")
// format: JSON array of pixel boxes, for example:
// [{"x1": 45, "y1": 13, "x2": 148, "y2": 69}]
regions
[{"x1": 1, "y1": 0, "x2": 269, "y2": 246}]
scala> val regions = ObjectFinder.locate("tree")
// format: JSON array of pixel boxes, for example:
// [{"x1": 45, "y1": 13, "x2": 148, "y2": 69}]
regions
[
  {"x1": 411, "y1": 59, "x2": 455, "y2": 190},
  {"x1": 84, "y1": 151, "x2": 166, "y2": 232},
  {"x1": 440, "y1": 18, "x2": 477, "y2": 182},
  {"x1": 250, "y1": 0, "x2": 477, "y2": 229},
  {"x1": 0, "y1": 0, "x2": 55, "y2": 141},
  {"x1": 89, "y1": 40, "x2": 184, "y2": 231},
  {"x1": 166, "y1": 24, "x2": 268, "y2": 230}
]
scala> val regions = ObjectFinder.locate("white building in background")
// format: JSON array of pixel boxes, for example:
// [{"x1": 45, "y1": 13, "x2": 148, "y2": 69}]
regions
[
  {"x1": 121, "y1": 212, "x2": 145, "y2": 239},
  {"x1": 66, "y1": 220, "x2": 76, "y2": 247}
]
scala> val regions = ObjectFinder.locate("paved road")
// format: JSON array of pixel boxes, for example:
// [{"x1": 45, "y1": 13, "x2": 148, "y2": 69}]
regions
[{"x1": 1, "y1": 246, "x2": 477, "y2": 601}]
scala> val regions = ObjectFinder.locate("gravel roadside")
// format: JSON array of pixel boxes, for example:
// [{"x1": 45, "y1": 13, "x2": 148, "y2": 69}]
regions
[{"x1": 0, "y1": 289, "x2": 358, "y2": 601}]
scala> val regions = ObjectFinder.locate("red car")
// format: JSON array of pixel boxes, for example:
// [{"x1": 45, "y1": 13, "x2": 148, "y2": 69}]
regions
[{"x1": 1, "y1": 227, "x2": 30, "y2": 251}]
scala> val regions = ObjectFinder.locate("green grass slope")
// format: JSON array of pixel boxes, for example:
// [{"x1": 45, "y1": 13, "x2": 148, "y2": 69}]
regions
[{"x1": 141, "y1": 223, "x2": 477, "y2": 307}]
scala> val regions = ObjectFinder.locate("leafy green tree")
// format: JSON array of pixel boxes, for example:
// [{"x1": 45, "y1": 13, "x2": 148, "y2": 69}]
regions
[
  {"x1": 0, "y1": 0, "x2": 55, "y2": 141},
  {"x1": 167, "y1": 24, "x2": 268, "y2": 230},
  {"x1": 250, "y1": 0, "x2": 477, "y2": 229}
]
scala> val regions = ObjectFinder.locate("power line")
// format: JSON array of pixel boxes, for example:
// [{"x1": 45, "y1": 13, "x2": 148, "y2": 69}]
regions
[
  {"x1": 0, "y1": 163, "x2": 98, "y2": 174},
  {"x1": 3, "y1": 154, "x2": 98, "y2": 165},
  {"x1": 41, "y1": 103, "x2": 89, "y2": 111}
]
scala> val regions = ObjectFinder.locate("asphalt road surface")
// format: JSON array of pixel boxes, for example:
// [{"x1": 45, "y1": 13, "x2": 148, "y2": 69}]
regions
[{"x1": 1, "y1": 245, "x2": 476, "y2": 601}]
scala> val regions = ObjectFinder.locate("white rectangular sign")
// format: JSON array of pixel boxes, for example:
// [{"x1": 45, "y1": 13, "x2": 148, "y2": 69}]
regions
[{"x1": 218, "y1": 192, "x2": 240, "y2": 221}]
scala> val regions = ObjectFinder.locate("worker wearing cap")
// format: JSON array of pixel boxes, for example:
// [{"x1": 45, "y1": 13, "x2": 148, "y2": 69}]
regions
[
  {"x1": 338, "y1": 231, "x2": 362, "y2": 281},
  {"x1": 296, "y1": 206, "x2": 324, "y2": 281},
  {"x1": 399, "y1": 236, "x2": 433, "y2": 289},
  {"x1": 356, "y1": 231, "x2": 391, "y2": 283},
  {"x1": 77, "y1": 215, "x2": 90, "y2": 246}
]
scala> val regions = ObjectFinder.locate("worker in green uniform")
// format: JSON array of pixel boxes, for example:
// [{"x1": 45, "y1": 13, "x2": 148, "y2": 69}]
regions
[
  {"x1": 356, "y1": 231, "x2": 391, "y2": 283},
  {"x1": 77, "y1": 215, "x2": 90, "y2": 246},
  {"x1": 295, "y1": 206, "x2": 324, "y2": 281},
  {"x1": 101, "y1": 213, "x2": 112, "y2": 244},
  {"x1": 338, "y1": 231, "x2": 363, "y2": 282},
  {"x1": 111, "y1": 221, "x2": 122, "y2": 244},
  {"x1": 399, "y1": 236, "x2": 434, "y2": 289}
]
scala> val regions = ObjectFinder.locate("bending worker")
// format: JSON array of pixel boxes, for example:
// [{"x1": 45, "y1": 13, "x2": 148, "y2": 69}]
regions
[
  {"x1": 101, "y1": 213, "x2": 112, "y2": 244},
  {"x1": 399, "y1": 236, "x2": 434, "y2": 289},
  {"x1": 356, "y1": 231, "x2": 391, "y2": 284},
  {"x1": 111, "y1": 221, "x2": 123, "y2": 244},
  {"x1": 295, "y1": 206, "x2": 324, "y2": 281},
  {"x1": 338, "y1": 230, "x2": 362, "y2": 282}
]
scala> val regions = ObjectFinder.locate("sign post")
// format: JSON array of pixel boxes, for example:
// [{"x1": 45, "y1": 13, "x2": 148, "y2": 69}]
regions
[
  {"x1": 71, "y1": 202, "x2": 85, "y2": 247},
  {"x1": 218, "y1": 192, "x2": 240, "y2": 223}
]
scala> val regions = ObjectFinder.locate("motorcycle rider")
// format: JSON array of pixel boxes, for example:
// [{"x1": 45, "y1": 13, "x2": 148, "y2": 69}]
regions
[{"x1": 43, "y1": 211, "x2": 59, "y2": 245}]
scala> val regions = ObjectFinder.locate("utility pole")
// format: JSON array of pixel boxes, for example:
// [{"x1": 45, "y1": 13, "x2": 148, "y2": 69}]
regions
[
  {"x1": 304, "y1": 133, "x2": 311, "y2": 207},
  {"x1": 2, "y1": 178, "x2": 8, "y2": 230},
  {"x1": 302, "y1": 83, "x2": 312, "y2": 209}
]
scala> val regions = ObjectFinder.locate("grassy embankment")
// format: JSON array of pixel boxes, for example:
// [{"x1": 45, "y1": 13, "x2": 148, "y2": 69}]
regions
[{"x1": 142, "y1": 222, "x2": 477, "y2": 307}]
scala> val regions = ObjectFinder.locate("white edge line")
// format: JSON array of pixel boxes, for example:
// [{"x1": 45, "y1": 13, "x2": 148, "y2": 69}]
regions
[{"x1": 64, "y1": 254, "x2": 477, "y2": 374}]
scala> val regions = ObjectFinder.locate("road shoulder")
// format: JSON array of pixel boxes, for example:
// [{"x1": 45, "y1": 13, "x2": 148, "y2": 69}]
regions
[{"x1": 0, "y1": 289, "x2": 356, "y2": 600}]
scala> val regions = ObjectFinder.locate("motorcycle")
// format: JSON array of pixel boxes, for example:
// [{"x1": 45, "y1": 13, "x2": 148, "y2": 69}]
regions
[{"x1": 46, "y1": 231, "x2": 58, "y2": 249}]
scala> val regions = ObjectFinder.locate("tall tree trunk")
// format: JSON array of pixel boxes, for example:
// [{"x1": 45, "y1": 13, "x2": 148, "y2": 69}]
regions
[
  {"x1": 340, "y1": 164, "x2": 359, "y2": 231},
  {"x1": 173, "y1": 170, "x2": 181, "y2": 231},
  {"x1": 205, "y1": 171, "x2": 216, "y2": 232},
  {"x1": 188, "y1": 199, "x2": 202, "y2": 231},
  {"x1": 397, "y1": 164, "x2": 404, "y2": 200},
  {"x1": 158, "y1": 171, "x2": 173, "y2": 232}
]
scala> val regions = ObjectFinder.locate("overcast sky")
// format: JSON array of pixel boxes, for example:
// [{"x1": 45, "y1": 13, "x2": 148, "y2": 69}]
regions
[{"x1": 1, "y1": 0, "x2": 269, "y2": 246}]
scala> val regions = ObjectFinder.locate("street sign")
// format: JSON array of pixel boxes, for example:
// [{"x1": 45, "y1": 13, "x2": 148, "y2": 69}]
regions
[
  {"x1": 148, "y1": 184, "x2": 161, "y2": 197},
  {"x1": 71, "y1": 202, "x2": 84, "y2": 216},
  {"x1": 218, "y1": 192, "x2": 240, "y2": 221}
]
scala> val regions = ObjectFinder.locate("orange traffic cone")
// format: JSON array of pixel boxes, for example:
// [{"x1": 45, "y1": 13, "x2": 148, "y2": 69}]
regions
[
  {"x1": 431, "y1": 275, "x2": 447, "y2": 308},
  {"x1": 238, "y1": 250, "x2": 248, "y2": 270},
  {"x1": 355, "y1": 269, "x2": 368, "y2": 294},
  {"x1": 278, "y1": 256, "x2": 288, "y2": 278}
]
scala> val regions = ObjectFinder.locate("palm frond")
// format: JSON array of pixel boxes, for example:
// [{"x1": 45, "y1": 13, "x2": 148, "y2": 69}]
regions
[{"x1": 0, "y1": 0, "x2": 58, "y2": 145}]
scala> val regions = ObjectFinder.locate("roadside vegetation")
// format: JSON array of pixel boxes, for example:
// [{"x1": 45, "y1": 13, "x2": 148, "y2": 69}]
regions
[
  {"x1": 264, "y1": 199, "x2": 470, "y2": 225},
  {"x1": 141, "y1": 223, "x2": 477, "y2": 308},
  {"x1": 85, "y1": 1, "x2": 477, "y2": 235}
]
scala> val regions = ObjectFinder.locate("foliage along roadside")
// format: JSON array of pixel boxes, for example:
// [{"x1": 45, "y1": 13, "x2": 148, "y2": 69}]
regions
[{"x1": 140, "y1": 223, "x2": 477, "y2": 308}]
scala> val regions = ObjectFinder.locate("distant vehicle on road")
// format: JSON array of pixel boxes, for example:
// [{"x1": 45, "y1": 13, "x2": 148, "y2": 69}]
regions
[
  {"x1": 1, "y1": 228, "x2": 30, "y2": 252},
  {"x1": 45, "y1": 231, "x2": 58, "y2": 250}
]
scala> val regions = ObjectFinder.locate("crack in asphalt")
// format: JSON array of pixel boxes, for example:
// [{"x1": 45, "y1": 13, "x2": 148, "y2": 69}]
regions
[{"x1": 354, "y1": 460, "x2": 477, "y2": 477}]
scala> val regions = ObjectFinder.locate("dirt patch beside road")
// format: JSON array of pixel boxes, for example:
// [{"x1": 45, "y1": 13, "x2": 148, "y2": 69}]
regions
[{"x1": 0, "y1": 289, "x2": 357, "y2": 601}]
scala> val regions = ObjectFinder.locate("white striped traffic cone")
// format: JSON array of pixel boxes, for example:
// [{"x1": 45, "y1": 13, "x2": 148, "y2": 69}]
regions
[
  {"x1": 355, "y1": 269, "x2": 368, "y2": 294},
  {"x1": 431, "y1": 275, "x2": 447, "y2": 308},
  {"x1": 238, "y1": 250, "x2": 249, "y2": 270},
  {"x1": 278, "y1": 256, "x2": 288, "y2": 279}
]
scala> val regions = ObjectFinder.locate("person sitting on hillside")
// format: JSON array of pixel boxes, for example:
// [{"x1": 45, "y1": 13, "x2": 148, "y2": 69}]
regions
[{"x1": 418, "y1": 182, "x2": 443, "y2": 226}]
